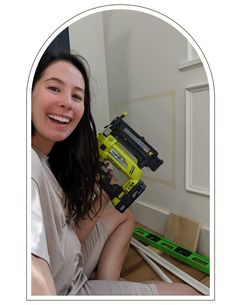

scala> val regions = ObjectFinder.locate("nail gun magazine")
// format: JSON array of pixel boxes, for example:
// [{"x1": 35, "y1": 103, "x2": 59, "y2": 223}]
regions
[{"x1": 97, "y1": 112, "x2": 163, "y2": 212}]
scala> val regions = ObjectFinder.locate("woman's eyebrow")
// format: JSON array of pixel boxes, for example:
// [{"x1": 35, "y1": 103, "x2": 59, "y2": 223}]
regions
[
  {"x1": 45, "y1": 77, "x2": 64, "y2": 84},
  {"x1": 45, "y1": 77, "x2": 84, "y2": 92}
]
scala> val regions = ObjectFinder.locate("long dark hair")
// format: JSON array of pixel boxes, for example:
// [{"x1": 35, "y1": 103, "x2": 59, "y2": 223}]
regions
[{"x1": 32, "y1": 51, "x2": 100, "y2": 226}]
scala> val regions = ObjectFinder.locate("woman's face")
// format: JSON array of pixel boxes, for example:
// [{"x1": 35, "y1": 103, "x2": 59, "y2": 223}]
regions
[{"x1": 32, "y1": 60, "x2": 85, "y2": 154}]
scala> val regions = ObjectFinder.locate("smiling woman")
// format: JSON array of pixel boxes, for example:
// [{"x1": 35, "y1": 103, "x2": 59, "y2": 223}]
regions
[
  {"x1": 31, "y1": 51, "x2": 199, "y2": 296},
  {"x1": 31, "y1": 51, "x2": 99, "y2": 227}
]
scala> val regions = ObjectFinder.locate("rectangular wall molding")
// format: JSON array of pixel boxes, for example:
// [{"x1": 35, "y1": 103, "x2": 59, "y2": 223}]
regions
[
  {"x1": 114, "y1": 90, "x2": 176, "y2": 188},
  {"x1": 185, "y1": 84, "x2": 210, "y2": 196}
]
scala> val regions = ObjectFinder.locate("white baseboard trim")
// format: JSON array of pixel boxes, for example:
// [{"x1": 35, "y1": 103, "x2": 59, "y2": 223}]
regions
[{"x1": 131, "y1": 201, "x2": 210, "y2": 257}]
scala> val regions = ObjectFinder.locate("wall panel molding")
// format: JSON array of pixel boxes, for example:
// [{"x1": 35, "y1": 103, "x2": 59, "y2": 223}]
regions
[
  {"x1": 114, "y1": 90, "x2": 176, "y2": 187},
  {"x1": 185, "y1": 84, "x2": 210, "y2": 196}
]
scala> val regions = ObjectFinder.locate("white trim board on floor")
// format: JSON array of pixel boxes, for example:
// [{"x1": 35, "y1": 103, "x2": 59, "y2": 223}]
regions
[{"x1": 131, "y1": 238, "x2": 210, "y2": 296}]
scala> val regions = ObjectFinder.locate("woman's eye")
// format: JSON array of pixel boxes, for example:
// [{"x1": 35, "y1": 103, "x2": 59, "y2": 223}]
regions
[
  {"x1": 73, "y1": 94, "x2": 83, "y2": 102},
  {"x1": 48, "y1": 86, "x2": 60, "y2": 92}
]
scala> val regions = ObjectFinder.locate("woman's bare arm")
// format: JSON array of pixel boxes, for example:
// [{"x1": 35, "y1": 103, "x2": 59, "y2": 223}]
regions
[
  {"x1": 75, "y1": 169, "x2": 117, "y2": 242},
  {"x1": 31, "y1": 254, "x2": 56, "y2": 295}
]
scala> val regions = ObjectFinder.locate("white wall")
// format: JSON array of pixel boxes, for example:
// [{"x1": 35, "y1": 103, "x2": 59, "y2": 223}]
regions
[
  {"x1": 68, "y1": 9, "x2": 210, "y2": 255},
  {"x1": 102, "y1": 10, "x2": 210, "y2": 255},
  {"x1": 69, "y1": 14, "x2": 110, "y2": 130}
]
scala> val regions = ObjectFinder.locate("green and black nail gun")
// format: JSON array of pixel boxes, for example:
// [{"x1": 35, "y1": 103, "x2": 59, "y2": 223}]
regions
[{"x1": 97, "y1": 112, "x2": 163, "y2": 213}]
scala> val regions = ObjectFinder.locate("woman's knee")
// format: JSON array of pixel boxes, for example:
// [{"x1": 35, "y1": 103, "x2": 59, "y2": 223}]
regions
[
  {"x1": 123, "y1": 208, "x2": 135, "y2": 229},
  {"x1": 99, "y1": 207, "x2": 135, "y2": 236}
]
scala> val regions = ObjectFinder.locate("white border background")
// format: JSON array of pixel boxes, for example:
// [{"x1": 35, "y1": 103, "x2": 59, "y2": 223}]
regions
[{"x1": 1, "y1": 0, "x2": 234, "y2": 304}]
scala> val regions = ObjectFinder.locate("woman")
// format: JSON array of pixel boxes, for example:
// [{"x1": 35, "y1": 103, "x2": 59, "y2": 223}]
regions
[{"x1": 31, "y1": 51, "x2": 199, "y2": 296}]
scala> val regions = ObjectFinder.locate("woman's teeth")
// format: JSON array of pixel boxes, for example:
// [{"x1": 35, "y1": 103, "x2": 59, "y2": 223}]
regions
[{"x1": 48, "y1": 114, "x2": 70, "y2": 124}]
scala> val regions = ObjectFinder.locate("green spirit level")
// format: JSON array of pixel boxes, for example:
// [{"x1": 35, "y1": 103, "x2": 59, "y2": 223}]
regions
[{"x1": 133, "y1": 226, "x2": 210, "y2": 275}]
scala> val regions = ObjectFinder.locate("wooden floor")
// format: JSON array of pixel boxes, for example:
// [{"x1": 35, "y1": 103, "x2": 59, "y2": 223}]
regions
[{"x1": 120, "y1": 226, "x2": 210, "y2": 293}]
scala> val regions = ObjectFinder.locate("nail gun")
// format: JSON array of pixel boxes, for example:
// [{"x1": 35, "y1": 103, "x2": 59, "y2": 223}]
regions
[{"x1": 97, "y1": 112, "x2": 163, "y2": 213}]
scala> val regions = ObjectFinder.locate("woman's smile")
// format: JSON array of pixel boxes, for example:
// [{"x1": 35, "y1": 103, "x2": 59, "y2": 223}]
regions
[{"x1": 47, "y1": 113, "x2": 72, "y2": 125}]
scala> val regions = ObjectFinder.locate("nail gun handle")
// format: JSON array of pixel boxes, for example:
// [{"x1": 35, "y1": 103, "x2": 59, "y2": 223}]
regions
[
  {"x1": 98, "y1": 163, "x2": 123, "y2": 200},
  {"x1": 98, "y1": 163, "x2": 146, "y2": 213}
]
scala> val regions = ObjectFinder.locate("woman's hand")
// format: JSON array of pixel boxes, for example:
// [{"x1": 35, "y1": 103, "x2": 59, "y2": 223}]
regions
[
  {"x1": 75, "y1": 164, "x2": 118, "y2": 242},
  {"x1": 94, "y1": 164, "x2": 118, "y2": 207}
]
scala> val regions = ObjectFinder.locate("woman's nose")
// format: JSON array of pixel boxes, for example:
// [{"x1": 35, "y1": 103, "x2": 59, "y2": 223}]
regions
[{"x1": 59, "y1": 94, "x2": 72, "y2": 110}]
